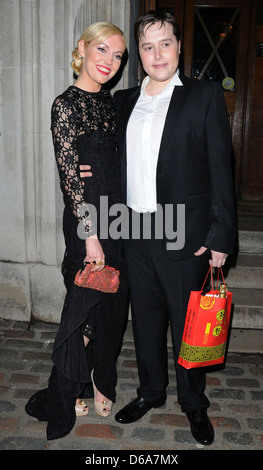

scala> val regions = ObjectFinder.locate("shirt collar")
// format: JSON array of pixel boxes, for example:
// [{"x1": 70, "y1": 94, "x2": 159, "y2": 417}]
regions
[{"x1": 141, "y1": 69, "x2": 183, "y2": 96}]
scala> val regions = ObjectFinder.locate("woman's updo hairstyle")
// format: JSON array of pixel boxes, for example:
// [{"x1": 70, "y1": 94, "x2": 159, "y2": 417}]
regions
[{"x1": 71, "y1": 21, "x2": 125, "y2": 76}]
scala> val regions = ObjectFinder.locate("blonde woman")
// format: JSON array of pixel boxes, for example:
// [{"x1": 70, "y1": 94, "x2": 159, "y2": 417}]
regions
[{"x1": 25, "y1": 23, "x2": 128, "y2": 440}]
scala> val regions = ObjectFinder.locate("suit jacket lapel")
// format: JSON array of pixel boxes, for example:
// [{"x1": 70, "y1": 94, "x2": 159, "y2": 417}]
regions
[
  {"x1": 159, "y1": 73, "x2": 192, "y2": 157},
  {"x1": 119, "y1": 88, "x2": 140, "y2": 139},
  {"x1": 118, "y1": 87, "x2": 140, "y2": 159},
  {"x1": 117, "y1": 87, "x2": 140, "y2": 203}
]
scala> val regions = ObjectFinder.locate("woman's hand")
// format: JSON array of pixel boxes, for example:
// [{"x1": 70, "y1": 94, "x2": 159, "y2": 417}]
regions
[{"x1": 85, "y1": 234, "x2": 105, "y2": 271}]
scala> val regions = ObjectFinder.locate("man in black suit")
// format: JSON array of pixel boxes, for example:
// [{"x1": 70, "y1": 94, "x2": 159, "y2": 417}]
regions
[{"x1": 112, "y1": 10, "x2": 236, "y2": 446}]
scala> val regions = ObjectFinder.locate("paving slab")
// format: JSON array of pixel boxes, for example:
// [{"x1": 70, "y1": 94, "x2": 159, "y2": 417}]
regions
[{"x1": 0, "y1": 318, "x2": 262, "y2": 459}]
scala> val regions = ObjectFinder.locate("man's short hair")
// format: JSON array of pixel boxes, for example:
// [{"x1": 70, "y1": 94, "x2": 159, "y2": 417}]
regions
[{"x1": 134, "y1": 9, "x2": 181, "y2": 47}]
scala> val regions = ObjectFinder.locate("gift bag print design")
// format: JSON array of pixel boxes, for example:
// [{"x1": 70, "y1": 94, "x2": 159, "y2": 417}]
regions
[{"x1": 178, "y1": 267, "x2": 232, "y2": 369}]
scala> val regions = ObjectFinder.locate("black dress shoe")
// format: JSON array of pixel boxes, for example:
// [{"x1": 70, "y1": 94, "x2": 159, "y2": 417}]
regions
[
  {"x1": 115, "y1": 396, "x2": 166, "y2": 424},
  {"x1": 185, "y1": 409, "x2": 214, "y2": 445}
]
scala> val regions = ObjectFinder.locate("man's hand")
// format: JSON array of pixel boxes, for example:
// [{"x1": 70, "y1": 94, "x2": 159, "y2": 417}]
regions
[
  {"x1": 194, "y1": 246, "x2": 228, "y2": 268},
  {"x1": 80, "y1": 165, "x2": 92, "y2": 178}
]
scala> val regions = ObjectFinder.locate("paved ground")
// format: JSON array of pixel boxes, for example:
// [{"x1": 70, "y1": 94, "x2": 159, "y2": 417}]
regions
[{"x1": 0, "y1": 318, "x2": 262, "y2": 456}]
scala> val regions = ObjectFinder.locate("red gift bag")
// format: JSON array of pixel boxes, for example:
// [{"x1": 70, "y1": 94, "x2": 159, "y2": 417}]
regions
[{"x1": 178, "y1": 267, "x2": 232, "y2": 369}]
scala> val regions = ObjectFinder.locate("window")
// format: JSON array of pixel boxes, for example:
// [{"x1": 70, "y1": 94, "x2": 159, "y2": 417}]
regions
[{"x1": 193, "y1": 7, "x2": 239, "y2": 90}]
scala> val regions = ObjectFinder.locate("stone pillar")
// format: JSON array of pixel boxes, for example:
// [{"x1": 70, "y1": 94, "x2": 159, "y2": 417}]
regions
[{"x1": 0, "y1": 0, "x2": 136, "y2": 323}]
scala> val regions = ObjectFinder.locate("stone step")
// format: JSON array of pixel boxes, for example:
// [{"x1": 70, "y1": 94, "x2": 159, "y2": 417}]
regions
[
  {"x1": 225, "y1": 224, "x2": 263, "y2": 330},
  {"x1": 238, "y1": 229, "x2": 263, "y2": 254},
  {"x1": 123, "y1": 318, "x2": 263, "y2": 353},
  {"x1": 225, "y1": 253, "x2": 263, "y2": 289},
  {"x1": 231, "y1": 288, "x2": 263, "y2": 329}
]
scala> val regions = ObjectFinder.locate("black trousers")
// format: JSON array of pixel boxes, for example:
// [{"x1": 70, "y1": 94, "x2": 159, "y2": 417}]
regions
[{"x1": 125, "y1": 213, "x2": 210, "y2": 411}]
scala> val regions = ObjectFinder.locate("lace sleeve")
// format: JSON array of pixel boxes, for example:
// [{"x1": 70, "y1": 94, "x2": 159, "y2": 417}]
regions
[{"x1": 51, "y1": 96, "x2": 95, "y2": 237}]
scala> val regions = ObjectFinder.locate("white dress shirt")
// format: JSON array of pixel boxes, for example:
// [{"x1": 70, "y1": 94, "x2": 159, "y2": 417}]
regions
[{"x1": 126, "y1": 70, "x2": 182, "y2": 213}]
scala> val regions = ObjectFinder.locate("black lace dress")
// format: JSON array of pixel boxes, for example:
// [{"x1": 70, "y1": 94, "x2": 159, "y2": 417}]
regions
[{"x1": 25, "y1": 85, "x2": 128, "y2": 440}]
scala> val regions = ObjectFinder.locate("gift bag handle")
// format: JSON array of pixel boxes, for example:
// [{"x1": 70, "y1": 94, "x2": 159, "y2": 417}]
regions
[
  {"x1": 201, "y1": 265, "x2": 213, "y2": 291},
  {"x1": 201, "y1": 266, "x2": 226, "y2": 292},
  {"x1": 216, "y1": 267, "x2": 226, "y2": 291}
]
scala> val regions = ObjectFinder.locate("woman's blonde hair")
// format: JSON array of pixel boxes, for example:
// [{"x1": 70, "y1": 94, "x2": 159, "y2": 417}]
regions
[{"x1": 71, "y1": 22, "x2": 125, "y2": 75}]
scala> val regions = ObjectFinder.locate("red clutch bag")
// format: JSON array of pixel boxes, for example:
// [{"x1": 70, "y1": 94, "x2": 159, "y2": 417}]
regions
[{"x1": 74, "y1": 263, "x2": 120, "y2": 293}]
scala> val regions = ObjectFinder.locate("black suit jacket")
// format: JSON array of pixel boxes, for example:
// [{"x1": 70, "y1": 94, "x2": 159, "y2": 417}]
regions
[{"x1": 113, "y1": 73, "x2": 237, "y2": 260}]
